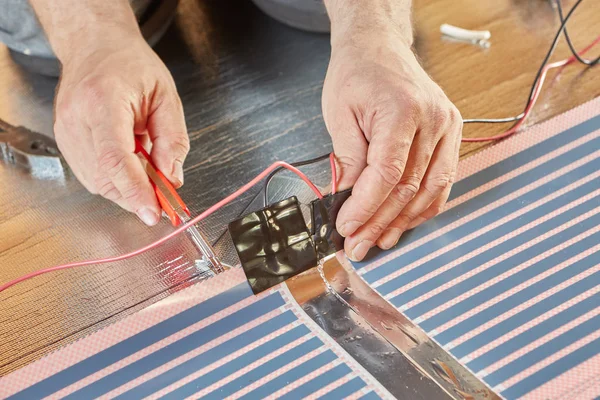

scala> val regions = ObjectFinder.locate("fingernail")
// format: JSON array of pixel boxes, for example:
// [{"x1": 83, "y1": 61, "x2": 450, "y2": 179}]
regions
[
  {"x1": 339, "y1": 221, "x2": 362, "y2": 237},
  {"x1": 378, "y1": 228, "x2": 402, "y2": 250},
  {"x1": 350, "y1": 240, "x2": 372, "y2": 261},
  {"x1": 172, "y1": 160, "x2": 184, "y2": 187},
  {"x1": 138, "y1": 207, "x2": 160, "y2": 226}
]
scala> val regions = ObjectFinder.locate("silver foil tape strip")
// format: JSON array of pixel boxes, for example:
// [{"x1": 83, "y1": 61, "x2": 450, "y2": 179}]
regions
[{"x1": 285, "y1": 254, "x2": 501, "y2": 400}]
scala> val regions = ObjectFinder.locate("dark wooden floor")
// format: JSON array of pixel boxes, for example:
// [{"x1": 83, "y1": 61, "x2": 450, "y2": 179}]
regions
[{"x1": 0, "y1": 0, "x2": 598, "y2": 375}]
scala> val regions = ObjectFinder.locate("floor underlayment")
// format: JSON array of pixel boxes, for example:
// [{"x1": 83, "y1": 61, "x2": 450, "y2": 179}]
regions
[{"x1": 1, "y1": 98, "x2": 599, "y2": 399}]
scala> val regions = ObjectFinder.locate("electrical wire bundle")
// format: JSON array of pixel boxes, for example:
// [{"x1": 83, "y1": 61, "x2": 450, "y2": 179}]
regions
[
  {"x1": 463, "y1": 0, "x2": 599, "y2": 141},
  {"x1": 0, "y1": 0, "x2": 597, "y2": 293}
]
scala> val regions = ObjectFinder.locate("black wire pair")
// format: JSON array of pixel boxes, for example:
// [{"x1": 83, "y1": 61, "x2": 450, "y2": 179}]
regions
[
  {"x1": 262, "y1": 153, "x2": 331, "y2": 206},
  {"x1": 463, "y1": 0, "x2": 597, "y2": 124}
]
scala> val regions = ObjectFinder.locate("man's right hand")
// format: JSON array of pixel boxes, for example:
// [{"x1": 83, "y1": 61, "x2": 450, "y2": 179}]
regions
[
  {"x1": 54, "y1": 38, "x2": 189, "y2": 225},
  {"x1": 29, "y1": 0, "x2": 189, "y2": 226}
]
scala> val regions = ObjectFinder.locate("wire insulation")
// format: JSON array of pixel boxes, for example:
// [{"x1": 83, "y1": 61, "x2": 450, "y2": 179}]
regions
[
  {"x1": 556, "y1": 0, "x2": 600, "y2": 65},
  {"x1": 462, "y1": 0, "x2": 596, "y2": 135},
  {"x1": 329, "y1": 153, "x2": 338, "y2": 195},
  {"x1": 262, "y1": 153, "x2": 331, "y2": 206},
  {"x1": 463, "y1": 33, "x2": 600, "y2": 142},
  {"x1": 0, "y1": 162, "x2": 323, "y2": 293}
]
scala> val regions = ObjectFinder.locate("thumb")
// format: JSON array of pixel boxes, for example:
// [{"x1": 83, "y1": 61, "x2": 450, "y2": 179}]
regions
[
  {"x1": 328, "y1": 112, "x2": 368, "y2": 191},
  {"x1": 147, "y1": 92, "x2": 190, "y2": 188}
]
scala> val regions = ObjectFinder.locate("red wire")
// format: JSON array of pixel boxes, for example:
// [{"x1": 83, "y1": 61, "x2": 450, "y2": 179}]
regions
[
  {"x1": 329, "y1": 152, "x2": 337, "y2": 194},
  {"x1": 463, "y1": 34, "x2": 600, "y2": 143},
  {"x1": 0, "y1": 162, "x2": 324, "y2": 293}
]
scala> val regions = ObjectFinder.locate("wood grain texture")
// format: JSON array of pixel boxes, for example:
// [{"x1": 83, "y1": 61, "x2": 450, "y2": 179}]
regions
[{"x1": 0, "y1": 0, "x2": 598, "y2": 375}]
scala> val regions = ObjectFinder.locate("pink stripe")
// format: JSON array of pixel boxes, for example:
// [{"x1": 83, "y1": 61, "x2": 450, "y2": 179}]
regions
[
  {"x1": 98, "y1": 308, "x2": 289, "y2": 399},
  {"x1": 51, "y1": 286, "x2": 273, "y2": 399},
  {"x1": 202, "y1": 346, "x2": 327, "y2": 400},
  {"x1": 499, "y1": 329, "x2": 600, "y2": 390},
  {"x1": 400, "y1": 187, "x2": 600, "y2": 313},
  {"x1": 464, "y1": 285, "x2": 600, "y2": 364},
  {"x1": 428, "y1": 207, "x2": 600, "y2": 335},
  {"x1": 447, "y1": 231, "x2": 600, "y2": 348},
  {"x1": 0, "y1": 268, "x2": 248, "y2": 398},
  {"x1": 520, "y1": 353, "x2": 600, "y2": 400},
  {"x1": 365, "y1": 147, "x2": 600, "y2": 283},
  {"x1": 146, "y1": 322, "x2": 306, "y2": 400},
  {"x1": 481, "y1": 306, "x2": 600, "y2": 375}
]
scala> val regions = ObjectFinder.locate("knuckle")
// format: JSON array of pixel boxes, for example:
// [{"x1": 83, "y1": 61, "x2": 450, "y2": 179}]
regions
[
  {"x1": 54, "y1": 99, "x2": 72, "y2": 121},
  {"x1": 169, "y1": 134, "x2": 190, "y2": 157},
  {"x1": 355, "y1": 200, "x2": 379, "y2": 218},
  {"x1": 401, "y1": 93, "x2": 423, "y2": 119},
  {"x1": 96, "y1": 179, "x2": 118, "y2": 199},
  {"x1": 337, "y1": 154, "x2": 361, "y2": 170},
  {"x1": 393, "y1": 177, "x2": 420, "y2": 202},
  {"x1": 376, "y1": 157, "x2": 406, "y2": 186},
  {"x1": 395, "y1": 213, "x2": 414, "y2": 228},
  {"x1": 423, "y1": 173, "x2": 451, "y2": 195},
  {"x1": 366, "y1": 222, "x2": 386, "y2": 238},
  {"x1": 449, "y1": 105, "x2": 462, "y2": 127},
  {"x1": 97, "y1": 147, "x2": 126, "y2": 177},
  {"x1": 120, "y1": 180, "x2": 145, "y2": 204},
  {"x1": 81, "y1": 76, "x2": 113, "y2": 100}
]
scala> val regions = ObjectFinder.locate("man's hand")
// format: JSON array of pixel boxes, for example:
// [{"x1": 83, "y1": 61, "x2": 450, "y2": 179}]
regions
[
  {"x1": 30, "y1": 0, "x2": 189, "y2": 225},
  {"x1": 323, "y1": 0, "x2": 462, "y2": 261}
]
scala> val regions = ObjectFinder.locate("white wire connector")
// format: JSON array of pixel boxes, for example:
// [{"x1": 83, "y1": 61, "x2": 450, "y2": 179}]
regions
[{"x1": 440, "y1": 23, "x2": 491, "y2": 42}]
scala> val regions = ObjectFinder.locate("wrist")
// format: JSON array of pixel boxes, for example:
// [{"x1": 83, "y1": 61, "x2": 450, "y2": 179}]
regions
[
  {"x1": 325, "y1": 0, "x2": 413, "y2": 51},
  {"x1": 40, "y1": 2, "x2": 142, "y2": 67}
]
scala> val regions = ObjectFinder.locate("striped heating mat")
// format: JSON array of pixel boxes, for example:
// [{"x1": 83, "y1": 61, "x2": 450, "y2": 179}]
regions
[{"x1": 1, "y1": 98, "x2": 599, "y2": 400}]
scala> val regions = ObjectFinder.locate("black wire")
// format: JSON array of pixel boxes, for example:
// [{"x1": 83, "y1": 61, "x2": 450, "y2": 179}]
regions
[
  {"x1": 556, "y1": 0, "x2": 600, "y2": 66},
  {"x1": 263, "y1": 153, "x2": 331, "y2": 206},
  {"x1": 463, "y1": 0, "x2": 589, "y2": 125}
]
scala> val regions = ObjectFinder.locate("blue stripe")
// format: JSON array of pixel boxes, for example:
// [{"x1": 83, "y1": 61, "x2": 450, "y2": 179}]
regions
[
  {"x1": 116, "y1": 311, "x2": 299, "y2": 400},
  {"x1": 65, "y1": 292, "x2": 283, "y2": 399},
  {"x1": 7, "y1": 282, "x2": 252, "y2": 400},
  {"x1": 278, "y1": 364, "x2": 352, "y2": 400},
  {"x1": 486, "y1": 313, "x2": 600, "y2": 385},
  {"x1": 359, "y1": 391, "x2": 382, "y2": 400},
  {"x1": 396, "y1": 192, "x2": 600, "y2": 316},
  {"x1": 364, "y1": 153, "x2": 599, "y2": 285},
  {"x1": 318, "y1": 376, "x2": 366, "y2": 399},
  {"x1": 418, "y1": 216, "x2": 600, "y2": 331},
  {"x1": 434, "y1": 244, "x2": 599, "y2": 345},
  {"x1": 193, "y1": 338, "x2": 325, "y2": 400},
  {"x1": 355, "y1": 117, "x2": 600, "y2": 270},
  {"x1": 448, "y1": 269, "x2": 600, "y2": 357},
  {"x1": 158, "y1": 326, "x2": 312, "y2": 399},
  {"x1": 501, "y1": 335, "x2": 600, "y2": 400},
  {"x1": 237, "y1": 352, "x2": 340, "y2": 399},
  {"x1": 467, "y1": 292, "x2": 600, "y2": 372}
]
